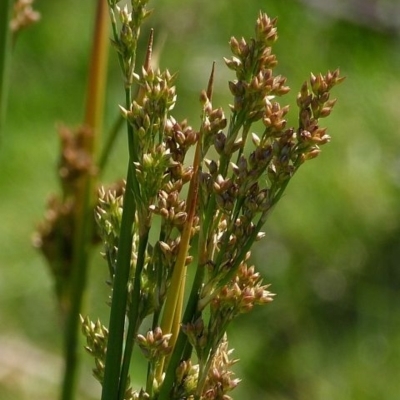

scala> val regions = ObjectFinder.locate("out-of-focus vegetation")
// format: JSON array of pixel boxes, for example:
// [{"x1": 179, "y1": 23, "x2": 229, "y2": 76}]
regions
[{"x1": 1, "y1": 0, "x2": 400, "y2": 399}]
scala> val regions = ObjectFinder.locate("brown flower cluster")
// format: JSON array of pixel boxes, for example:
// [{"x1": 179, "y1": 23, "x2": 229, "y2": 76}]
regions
[
  {"x1": 210, "y1": 252, "x2": 274, "y2": 319},
  {"x1": 34, "y1": 125, "x2": 100, "y2": 313},
  {"x1": 172, "y1": 337, "x2": 240, "y2": 400},
  {"x1": 296, "y1": 70, "x2": 345, "y2": 162},
  {"x1": 225, "y1": 12, "x2": 289, "y2": 122},
  {"x1": 136, "y1": 327, "x2": 173, "y2": 361},
  {"x1": 10, "y1": 0, "x2": 40, "y2": 33},
  {"x1": 168, "y1": 13, "x2": 342, "y2": 400},
  {"x1": 202, "y1": 338, "x2": 240, "y2": 400}
]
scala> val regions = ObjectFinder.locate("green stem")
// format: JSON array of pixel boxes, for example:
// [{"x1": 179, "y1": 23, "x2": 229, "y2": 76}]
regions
[
  {"x1": 61, "y1": 181, "x2": 94, "y2": 400},
  {"x1": 101, "y1": 33, "x2": 142, "y2": 396},
  {"x1": 118, "y1": 228, "x2": 150, "y2": 400},
  {"x1": 0, "y1": 0, "x2": 12, "y2": 139},
  {"x1": 234, "y1": 121, "x2": 252, "y2": 164},
  {"x1": 101, "y1": 164, "x2": 136, "y2": 400},
  {"x1": 195, "y1": 352, "x2": 213, "y2": 400},
  {"x1": 101, "y1": 2, "x2": 144, "y2": 396}
]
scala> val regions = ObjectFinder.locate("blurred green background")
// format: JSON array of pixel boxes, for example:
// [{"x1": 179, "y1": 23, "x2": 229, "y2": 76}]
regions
[{"x1": 1, "y1": 0, "x2": 400, "y2": 399}]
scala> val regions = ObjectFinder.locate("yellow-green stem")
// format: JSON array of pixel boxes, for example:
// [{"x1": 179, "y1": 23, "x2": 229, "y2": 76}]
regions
[
  {"x1": 60, "y1": 2, "x2": 109, "y2": 400},
  {"x1": 156, "y1": 130, "x2": 201, "y2": 380}
]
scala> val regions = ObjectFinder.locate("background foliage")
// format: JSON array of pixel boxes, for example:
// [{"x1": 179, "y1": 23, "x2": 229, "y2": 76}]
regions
[{"x1": 1, "y1": 0, "x2": 400, "y2": 399}]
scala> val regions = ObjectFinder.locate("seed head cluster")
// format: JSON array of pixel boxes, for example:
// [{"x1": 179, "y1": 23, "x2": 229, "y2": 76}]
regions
[{"x1": 76, "y1": 5, "x2": 343, "y2": 400}]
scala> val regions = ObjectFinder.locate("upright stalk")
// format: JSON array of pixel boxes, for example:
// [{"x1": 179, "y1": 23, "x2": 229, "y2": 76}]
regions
[
  {"x1": 60, "y1": 2, "x2": 109, "y2": 400},
  {"x1": 100, "y1": 165, "x2": 136, "y2": 400},
  {"x1": 100, "y1": 86, "x2": 139, "y2": 400}
]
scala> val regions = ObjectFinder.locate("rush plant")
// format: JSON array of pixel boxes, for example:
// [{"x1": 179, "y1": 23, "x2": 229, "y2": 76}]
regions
[{"x1": 34, "y1": 1, "x2": 343, "y2": 400}]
